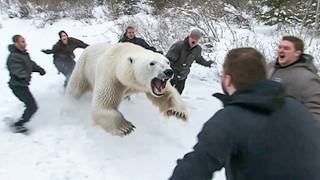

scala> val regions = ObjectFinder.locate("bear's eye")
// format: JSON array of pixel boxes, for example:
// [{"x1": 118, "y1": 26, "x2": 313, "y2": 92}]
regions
[{"x1": 150, "y1": 62, "x2": 155, "y2": 66}]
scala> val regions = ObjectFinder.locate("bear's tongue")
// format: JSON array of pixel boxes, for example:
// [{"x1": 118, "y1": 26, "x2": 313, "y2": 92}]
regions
[{"x1": 154, "y1": 79, "x2": 165, "y2": 94}]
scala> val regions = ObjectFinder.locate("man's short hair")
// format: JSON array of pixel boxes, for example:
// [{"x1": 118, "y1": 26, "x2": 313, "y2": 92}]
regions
[
  {"x1": 282, "y1": 36, "x2": 304, "y2": 52},
  {"x1": 58, "y1": 30, "x2": 68, "y2": 38},
  {"x1": 12, "y1": 34, "x2": 22, "y2": 43},
  {"x1": 223, "y1": 47, "x2": 267, "y2": 90},
  {"x1": 126, "y1": 26, "x2": 135, "y2": 32}
]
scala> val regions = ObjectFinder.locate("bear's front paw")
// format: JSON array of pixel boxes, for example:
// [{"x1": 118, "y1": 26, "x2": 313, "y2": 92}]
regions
[
  {"x1": 166, "y1": 109, "x2": 188, "y2": 121},
  {"x1": 111, "y1": 120, "x2": 136, "y2": 137}
]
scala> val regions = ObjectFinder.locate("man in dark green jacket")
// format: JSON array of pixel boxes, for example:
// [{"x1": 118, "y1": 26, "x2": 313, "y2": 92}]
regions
[
  {"x1": 41, "y1": 30, "x2": 89, "y2": 87},
  {"x1": 166, "y1": 29, "x2": 214, "y2": 94},
  {"x1": 7, "y1": 35, "x2": 46, "y2": 133}
]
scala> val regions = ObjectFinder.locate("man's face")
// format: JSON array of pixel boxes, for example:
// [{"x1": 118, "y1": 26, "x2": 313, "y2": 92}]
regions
[
  {"x1": 126, "y1": 28, "x2": 135, "y2": 40},
  {"x1": 277, "y1": 40, "x2": 301, "y2": 66},
  {"x1": 188, "y1": 36, "x2": 200, "y2": 48},
  {"x1": 60, "y1": 32, "x2": 68, "y2": 44},
  {"x1": 15, "y1": 37, "x2": 27, "y2": 51}
]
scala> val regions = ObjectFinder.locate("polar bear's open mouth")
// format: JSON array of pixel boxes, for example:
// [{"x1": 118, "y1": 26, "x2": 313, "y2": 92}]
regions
[{"x1": 151, "y1": 78, "x2": 168, "y2": 96}]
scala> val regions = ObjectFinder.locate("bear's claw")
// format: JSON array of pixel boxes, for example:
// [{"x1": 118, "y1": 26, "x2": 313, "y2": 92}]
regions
[
  {"x1": 166, "y1": 109, "x2": 188, "y2": 121},
  {"x1": 111, "y1": 120, "x2": 136, "y2": 137}
]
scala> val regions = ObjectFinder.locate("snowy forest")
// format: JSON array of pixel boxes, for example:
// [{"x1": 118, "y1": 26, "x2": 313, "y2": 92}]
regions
[{"x1": 1, "y1": 0, "x2": 320, "y2": 66}]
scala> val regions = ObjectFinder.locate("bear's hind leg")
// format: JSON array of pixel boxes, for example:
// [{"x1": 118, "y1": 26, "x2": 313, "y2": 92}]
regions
[{"x1": 66, "y1": 64, "x2": 90, "y2": 98}]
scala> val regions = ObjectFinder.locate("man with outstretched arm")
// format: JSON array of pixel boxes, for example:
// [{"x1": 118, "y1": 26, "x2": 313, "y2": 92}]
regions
[
  {"x1": 166, "y1": 29, "x2": 214, "y2": 94},
  {"x1": 42, "y1": 30, "x2": 89, "y2": 87},
  {"x1": 169, "y1": 47, "x2": 320, "y2": 180}
]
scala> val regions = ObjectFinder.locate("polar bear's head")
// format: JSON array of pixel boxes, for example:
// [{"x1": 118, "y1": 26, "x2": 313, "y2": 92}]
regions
[{"x1": 127, "y1": 52, "x2": 174, "y2": 97}]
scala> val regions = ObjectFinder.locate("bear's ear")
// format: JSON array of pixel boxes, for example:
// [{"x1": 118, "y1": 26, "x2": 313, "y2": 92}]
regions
[{"x1": 128, "y1": 57, "x2": 134, "y2": 64}]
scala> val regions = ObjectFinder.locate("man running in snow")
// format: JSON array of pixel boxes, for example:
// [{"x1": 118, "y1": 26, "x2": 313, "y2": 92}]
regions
[
  {"x1": 166, "y1": 29, "x2": 214, "y2": 94},
  {"x1": 119, "y1": 26, "x2": 163, "y2": 54},
  {"x1": 41, "y1": 31, "x2": 89, "y2": 87},
  {"x1": 7, "y1": 35, "x2": 46, "y2": 133},
  {"x1": 169, "y1": 48, "x2": 320, "y2": 180}
]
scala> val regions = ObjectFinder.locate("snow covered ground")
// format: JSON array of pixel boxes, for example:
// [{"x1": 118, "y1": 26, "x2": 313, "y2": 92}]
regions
[{"x1": 0, "y1": 16, "x2": 226, "y2": 180}]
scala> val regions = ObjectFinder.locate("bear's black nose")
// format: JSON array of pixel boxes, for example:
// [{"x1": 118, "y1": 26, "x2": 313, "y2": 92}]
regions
[{"x1": 164, "y1": 69, "x2": 174, "y2": 77}]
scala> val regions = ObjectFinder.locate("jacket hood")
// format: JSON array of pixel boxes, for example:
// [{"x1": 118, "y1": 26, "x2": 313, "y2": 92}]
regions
[
  {"x1": 274, "y1": 54, "x2": 318, "y2": 74},
  {"x1": 8, "y1": 44, "x2": 18, "y2": 53},
  {"x1": 213, "y1": 80, "x2": 285, "y2": 113},
  {"x1": 8, "y1": 44, "x2": 27, "y2": 54}
]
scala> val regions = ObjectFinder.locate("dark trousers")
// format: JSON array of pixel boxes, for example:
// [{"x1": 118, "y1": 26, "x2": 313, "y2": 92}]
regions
[
  {"x1": 170, "y1": 77, "x2": 186, "y2": 94},
  {"x1": 9, "y1": 85, "x2": 38, "y2": 125},
  {"x1": 54, "y1": 56, "x2": 76, "y2": 87}
]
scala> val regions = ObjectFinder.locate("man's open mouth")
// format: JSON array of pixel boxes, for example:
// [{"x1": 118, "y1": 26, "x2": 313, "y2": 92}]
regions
[
  {"x1": 279, "y1": 55, "x2": 285, "y2": 59},
  {"x1": 151, "y1": 78, "x2": 169, "y2": 96}
]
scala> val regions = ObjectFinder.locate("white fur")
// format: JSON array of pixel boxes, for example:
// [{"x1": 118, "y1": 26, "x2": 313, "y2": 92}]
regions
[{"x1": 67, "y1": 43, "x2": 188, "y2": 136}]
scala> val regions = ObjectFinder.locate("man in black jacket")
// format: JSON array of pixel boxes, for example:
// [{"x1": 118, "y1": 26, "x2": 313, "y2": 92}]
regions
[
  {"x1": 42, "y1": 30, "x2": 89, "y2": 87},
  {"x1": 7, "y1": 35, "x2": 46, "y2": 133},
  {"x1": 166, "y1": 29, "x2": 214, "y2": 94},
  {"x1": 119, "y1": 26, "x2": 162, "y2": 54},
  {"x1": 169, "y1": 48, "x2": 320, "y2": 180}
]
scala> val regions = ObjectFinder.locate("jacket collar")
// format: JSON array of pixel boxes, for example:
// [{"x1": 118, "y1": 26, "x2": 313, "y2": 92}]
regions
[
  {"x1": 8, "y1": 44, "x2": 28, "y2": 54},
  {"x1": 213, "y1": 80, "x2": 285, "y2": 113},
  {"x1": 121, "y1": 33, "x2": 136, "y2": 42},
  {"x1": 275, "y1": 55, "x2": 305, "y2": 69},
  {"x1": 273, "y1": 54, "x2": 318, "y2": 74}
]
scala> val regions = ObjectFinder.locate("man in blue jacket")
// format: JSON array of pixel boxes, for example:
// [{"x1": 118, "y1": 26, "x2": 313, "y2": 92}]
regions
[{"x1": 169, "y1": 47, "x2": 320, "y2": 180}]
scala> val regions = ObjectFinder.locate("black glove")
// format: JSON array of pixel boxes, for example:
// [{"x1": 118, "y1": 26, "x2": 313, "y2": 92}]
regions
[
  {"x1": 39, "y1": 68, "x2": 46, "y2": 76},
  {"x1": 208, "y1": 60, "x2": 215, "y2": 67},
  {"x1": 41, "y1": 49, "x2": 51, "y2": 54}
]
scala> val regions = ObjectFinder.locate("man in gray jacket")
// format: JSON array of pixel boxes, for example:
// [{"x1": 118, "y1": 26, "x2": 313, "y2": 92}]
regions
[
  {"x1": 269, "y1": 36, "x2": 320, "y2": 121},
  {"x1": 166, "y1": 29, "x2": 214, "y2": 94},
  {"x1": 7, "y1": 35, "x2": 46, "y2": 133}
]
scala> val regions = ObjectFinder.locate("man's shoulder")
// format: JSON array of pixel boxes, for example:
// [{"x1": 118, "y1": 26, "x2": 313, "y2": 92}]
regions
[
  {"x1": 68, "y1": 37, "x2": 77, "y2": 41},
  {"x1": 69, "y1": 37, "x2": 81, "y2": 43},
  {"x1": 8, "y1": 52, "x2": 25, "y2": 61},
  {"x1": 207, "y1": 106, "x2": 241, "y2": 124},
  {"x1": 135, "y1": 37, "x2": 145, "y2": 41},
  {"x1": 203, "y1": 106, "x2": 248, "y2": 136},
  {"x1": 274, "y1": 62, "x2": 317, "y2": 78},
  {"x1": 282, "y1": 97, "x2": 316, "y2": 122},
  {"x1": 192, "y1": 45, "x2": 202, "y2": 54},
  {"x1": 170, "y1": 40, "x2": 184, "y2": 49},
  {"x1": 119, "y1": 36, "x2": 128, "y2": 42},
  {"x1": 134, "y1": 37, "x2": 148, "y2": 44},
  {"x1": 288, "y1": 65, "x2": 318, "y2": 82},
  {"x1": 175, "y1": 40, "x2": 185, "y2": 45}
]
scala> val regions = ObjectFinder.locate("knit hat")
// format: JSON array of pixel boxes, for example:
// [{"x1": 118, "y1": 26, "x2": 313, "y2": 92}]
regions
[{"x1": 190, "y1": 29, "x2": 203, "y2": 39}]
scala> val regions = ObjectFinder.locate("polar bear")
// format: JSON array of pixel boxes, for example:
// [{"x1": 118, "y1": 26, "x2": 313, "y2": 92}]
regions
[{"x1": 67, "y1": 43, "x2": 188, "y2": 136}]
